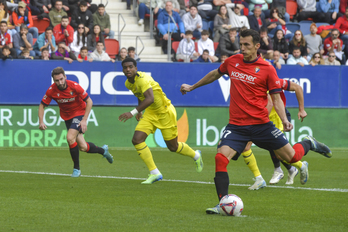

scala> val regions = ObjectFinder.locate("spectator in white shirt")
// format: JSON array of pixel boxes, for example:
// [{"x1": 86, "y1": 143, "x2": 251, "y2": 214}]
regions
[
  {"x1": 70, "y1": 23, "x2": 88, "y2": 56},
  {"x1": 287, "y1": 47, "x2": 309, "y2": 66},
  {"x1": 197, "y1": 30, "x2": 218, "y2": 62},
  {"x1": 176, "y1": 30, "x2": 199, "y2": 62}
]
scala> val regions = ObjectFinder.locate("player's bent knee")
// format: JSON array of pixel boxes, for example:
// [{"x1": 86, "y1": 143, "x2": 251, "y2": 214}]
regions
[
  {"x1": 167, "y1": 145, "x2": 178, "y2": 152},
  {"x1": 132, "y1": 137, "x2": 145, "y2": 145},
  {"x1": 66, "y1": 137, "x2": 76, "y2": 145}
]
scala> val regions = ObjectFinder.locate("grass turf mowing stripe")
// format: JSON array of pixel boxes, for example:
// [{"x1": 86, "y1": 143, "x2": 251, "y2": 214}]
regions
[{"x1": 1, "y1": 169, "x2": 348, "y2": 193}]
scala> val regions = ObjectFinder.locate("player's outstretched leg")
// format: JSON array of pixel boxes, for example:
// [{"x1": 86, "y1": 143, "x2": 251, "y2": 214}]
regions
[
  {"x1": 302, "y1": 136, "x2": 332, "y2": 158},
  {"x1": 242, "y1": 149, "x2": 266, "y2": 190},
  {"x1": 206, "y1": 153, "x2": 229, "y2": 215},
  {"x1": 85, "y1": 142, "x2": 114, "y2": 163},
  {"x1": 299, "y1": 161, "x2": 309, "y2": 185},
  {"x1": 134, "y1": 142, "x2": 163, "y2": 184}
]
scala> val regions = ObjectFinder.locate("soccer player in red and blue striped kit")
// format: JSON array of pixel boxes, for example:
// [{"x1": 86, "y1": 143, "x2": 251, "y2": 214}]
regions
[
  {"x1": 180, "y1": 29, "x2": 332, "y2": 214},
  {"x1": 39, "y1": 67, "x2": 113, "y2": 177}
]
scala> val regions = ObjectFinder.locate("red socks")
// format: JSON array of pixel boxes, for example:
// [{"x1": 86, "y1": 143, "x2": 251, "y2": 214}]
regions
[
  {"x1": 215, "y1": 153, "x2": 229, "y2": 172},
  {"x1": 290, "y1": 143, "x2": 305, "y2": 163}
]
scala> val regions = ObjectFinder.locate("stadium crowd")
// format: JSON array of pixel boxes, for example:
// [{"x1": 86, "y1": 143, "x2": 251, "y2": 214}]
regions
[
  {"x1": 0, "y1": 0, "x2": 140, "y2": 62},
  {"x1": 142, "y1": 0, "x2": 348, "y2": 66},
  {"x1": 1, "y1": 0, "x2": 348, "y2": 66}
]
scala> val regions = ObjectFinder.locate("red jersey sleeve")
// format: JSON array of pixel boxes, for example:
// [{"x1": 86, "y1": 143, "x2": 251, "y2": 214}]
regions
[
  {"x1": 73, "y1": 82, "x2": 89, "y2": 101},
  {"x1": 280, "y1": 79, "x2": 290, "y2": 91},
  {"x1": 217, "y1": 58, "x2": 229, "y2": 75},
  {"x1": 41, "y1": 87, "x2": 53, "y2": 106},
  {"x1": 267, "y1": 65, "x2": 282, "y2": 94}
]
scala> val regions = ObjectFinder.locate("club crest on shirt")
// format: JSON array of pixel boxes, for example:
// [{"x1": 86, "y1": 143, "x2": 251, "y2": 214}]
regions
[
  {"x1": 70, "y1": 91, "x2": 73, "y2": 95},
  {"x1": 235, "y1": 63, "x2": 239, "y2": 67},
  {"x1": 57, "y1": 93, "x2": 60, "y2": 96},
  {"x1": 255, "y1": 66, "x2": 260, "y2": 73}
]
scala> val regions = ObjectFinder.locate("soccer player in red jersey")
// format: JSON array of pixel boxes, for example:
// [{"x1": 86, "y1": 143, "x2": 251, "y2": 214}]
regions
[
  {"x1": 38, "y1": 67, "x2": 113, "y2": 177},
  {"x1": 180, "y1": 29, "x2": 332, "y2": 214}
]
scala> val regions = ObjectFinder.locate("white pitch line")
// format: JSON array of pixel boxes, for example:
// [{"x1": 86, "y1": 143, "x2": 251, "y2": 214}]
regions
[{"x1": 1, "y1": 169, "x2": 348, "y2": 193}]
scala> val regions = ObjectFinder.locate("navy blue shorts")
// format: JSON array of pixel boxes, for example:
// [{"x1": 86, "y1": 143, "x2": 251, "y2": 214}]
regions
[
  {"x1": 65, "y1": 115, "x2": 84, "y2": 133},
  {"x1": 217, "y1": 122, "x2": 289, "y2": 161}
]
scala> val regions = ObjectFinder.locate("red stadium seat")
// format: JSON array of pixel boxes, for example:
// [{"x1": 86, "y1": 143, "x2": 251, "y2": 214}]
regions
[
  {"x1": 172, "y1": 41, "x2": 180, "y2": 53},
  {"x1": 286, "y1": 0, "x2": 298, "y2": 20},
  {"x1": 33, "y1": 38, "x2": 37, "y2": 45},
  {"x1": 32, "y1": 18, "x2": 50, "y2": 34},
  {"x1": 104, "y1": 39, "x2": 119, "y2": 59}
]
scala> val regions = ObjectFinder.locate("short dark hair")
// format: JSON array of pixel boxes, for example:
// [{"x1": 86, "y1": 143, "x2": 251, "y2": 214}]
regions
[
  {"x1": 229, "y1": 28, "x2": 237, "y2": 33},
  {"x1": 98, "y1": 3, "x2": 105, "y2": 8},
  {"x1": 128, "y1": 46, "x2": 135, "y2": 52},
  {"x1": 190, "y1": 5, "x2": 197, "y2": 10},
  {"x1": 45, "y1": 26, "x2": 53, "y2": 32},
  {"x1": 122, "y1": 57, "x2": 137, "y2": 67},
  {"x1": 61, "y1": 15, "x2": 69, "y2": 21},
  {"x1": 203, "y1": 49, "x2": 209, "y2": 54},
  {"x1": 0, "y1": 21, "x2": 7, "y2": 25},
  {"x1": 51, "y1": 67, "x2": 65, "y2": 78},
  {"x1": 80, "y1": 46, "x2": 88, "y2": 52},
  {"x1": 97, "y1": 41, "x2": 104, "y2": 45},
  {"x1": 331, "y1": 28, "x2": 340, "y2": 34},
  {"x1": 240, "y1": 29, "x2": 260, "y2": 45},
  {"x1": 20, "y1": 24, "x2": 28, "y2": 30},
  {"x1": 185, "y1": 30, "x2": 193, "y2": 35},
  {"x1": 79, "y1": 0, "x2": 87, "y2": 6},
  {"x1": 260, "y1": 27, "x2": 268, "y2": 33},
  {"x1": 220, "y1": 53, "x2": 228, "y2": 57},
  {"x1": 201, "y1": 30, "x2": 209, "y2": 36},
  {"x1": 293, "y1": 46, "x2": 301, "y2": 51},
  {"x1": 42, "y1": 47, "x2": 49, "y2": 52}
]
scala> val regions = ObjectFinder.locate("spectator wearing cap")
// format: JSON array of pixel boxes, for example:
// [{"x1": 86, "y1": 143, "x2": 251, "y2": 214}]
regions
[
  {"x1": 304, "y1": 23, "x2": 324, "y2": 61},
  {"x1": 12, "y1": 24, "x2": 35, "y2": 56},
  {"x1": 12, "y1": 1, "x2": 39, "y2": 38}
]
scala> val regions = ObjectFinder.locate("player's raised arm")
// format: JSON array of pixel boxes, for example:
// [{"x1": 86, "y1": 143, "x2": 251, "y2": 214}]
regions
[
  {"x1": 79, "y1": 97, "x2": 93, "y2": 133},
  {"x1": 180, "y1": 69, "x2": 223, "y2": 95},
  {"x1": 288, "y1": 81, "x2": 307, "y2": 122},
  {"x1": 38, "y1": 103, "x2": 47, "y2": 130},
  {"x1": 271, "y1": 93, "x2": 293, "y2": 132}
]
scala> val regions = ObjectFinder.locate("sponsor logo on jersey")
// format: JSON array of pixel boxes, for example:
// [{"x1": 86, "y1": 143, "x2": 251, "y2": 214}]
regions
[
  {"x1": 236, "y1": 63, "x2": 239, "y2": 67},
  {"x1": 255, "y1": 66, "x2": 260, "y2": 73},
  {"x1": 43, "y1": 95, "x2": 47, "y2": 100},
  {"x1": 230, "y1": 71, "x2": 257, "y2": 84},
  {"x1": 57, "y1": 97, "x2": 76, "y2": 103}
]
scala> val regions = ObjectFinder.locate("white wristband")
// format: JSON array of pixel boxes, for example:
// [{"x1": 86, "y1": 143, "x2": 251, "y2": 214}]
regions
[{"x1": 130, "y1": 108, "x2": 138, "y2": 116}]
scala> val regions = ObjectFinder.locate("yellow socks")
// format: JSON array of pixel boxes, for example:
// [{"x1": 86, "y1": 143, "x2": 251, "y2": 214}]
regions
[
  {"x1": 176, "y1": 142, "x2": 196, "y2": 159},
  {"x1": 134, "y1": 142, "x2": 157, "y2": 172},
  {"x1": 242, "y1": 149, "x2": 261, "y2": 178}
]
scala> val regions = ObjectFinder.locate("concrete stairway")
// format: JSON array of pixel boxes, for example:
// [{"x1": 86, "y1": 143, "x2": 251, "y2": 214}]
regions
[{"x1": 106, "y1": 1, "x2": 169, "y2": 62}]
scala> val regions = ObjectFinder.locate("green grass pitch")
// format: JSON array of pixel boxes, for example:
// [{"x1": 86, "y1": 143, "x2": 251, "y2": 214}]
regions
[{"x1": 0, "y1": 147, "x2": 347, "y2": 232}]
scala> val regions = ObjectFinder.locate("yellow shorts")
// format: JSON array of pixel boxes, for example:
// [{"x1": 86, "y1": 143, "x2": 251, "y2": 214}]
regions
[{"x1": 135, "y1": 104, "x2": 178, "y2": 141}]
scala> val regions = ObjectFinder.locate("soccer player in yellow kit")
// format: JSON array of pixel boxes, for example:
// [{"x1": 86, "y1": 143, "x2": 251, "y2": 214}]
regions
[{"x1": 119, "y1": 58, "x2": 203, "y2": 184}]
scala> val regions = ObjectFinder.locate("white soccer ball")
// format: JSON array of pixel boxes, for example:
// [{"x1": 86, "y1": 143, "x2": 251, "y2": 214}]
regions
[{"x1": 219, "y1": 194, "x2": 244, "y2": 216}]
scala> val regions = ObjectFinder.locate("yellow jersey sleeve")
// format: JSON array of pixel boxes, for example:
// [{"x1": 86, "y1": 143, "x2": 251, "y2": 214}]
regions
[{"x1": 125, "y1": 71, "x2": 171, "y2": 113}]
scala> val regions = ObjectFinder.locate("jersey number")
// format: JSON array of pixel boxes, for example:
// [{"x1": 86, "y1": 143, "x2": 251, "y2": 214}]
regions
[{"x1": 222, "y1": 130, "x2": 232, "y2": 138}]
